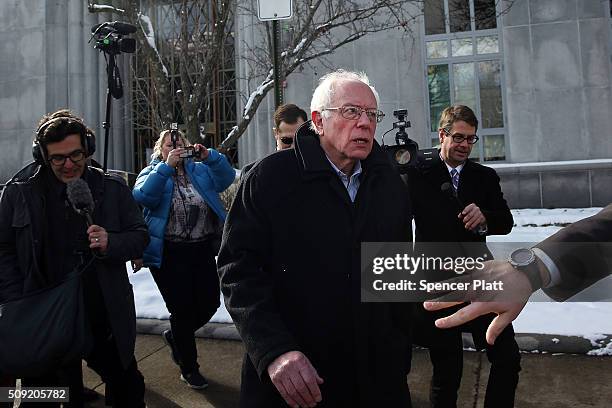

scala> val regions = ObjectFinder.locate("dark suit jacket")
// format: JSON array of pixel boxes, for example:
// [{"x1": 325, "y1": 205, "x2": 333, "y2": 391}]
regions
[
  {"x1": 408, "y1": 158, "x2": 513, "y2": 260},
  {"x1": 537, "y1": 204, "x2": 612, "y2": 301},
  {"x1": 407, "y1": 158, "x2": 513, "y2": 345}
]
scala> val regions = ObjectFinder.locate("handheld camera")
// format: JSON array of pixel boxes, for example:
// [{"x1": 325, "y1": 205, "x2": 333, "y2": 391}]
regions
[
  {"x1": 170, "y1": 123, "x2": 179, "y2": 149},
  {"x1": 169, "y1": 123, "x2": 200, "y2": 160},
  {"x1": 179, "y1": 147, "x2": 200, "y2": 159}
]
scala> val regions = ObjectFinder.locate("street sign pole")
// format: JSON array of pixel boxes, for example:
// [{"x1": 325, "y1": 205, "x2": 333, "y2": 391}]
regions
[
  {"x1": 272, "y1": 20, "x2": 283, "y2": 109},
  {"x1": 257, "y1": 0, "x2": 292, "y2": 110}
]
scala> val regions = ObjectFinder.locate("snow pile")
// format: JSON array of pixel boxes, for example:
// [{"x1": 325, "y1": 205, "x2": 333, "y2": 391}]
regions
[
  {"x1": 587, "y1": 340, "x2": 612, "y2": 356},
  {"x1": 511, "y1": 208, "x2": 603, "y2": 227},
  {"x1": 513, "y1": 303, "x2": 612, "y2": 338}
]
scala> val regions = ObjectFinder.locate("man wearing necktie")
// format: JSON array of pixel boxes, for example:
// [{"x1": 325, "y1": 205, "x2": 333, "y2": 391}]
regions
[{"x1": 407, "y1": 105, "x2": 519, "y2": 408}]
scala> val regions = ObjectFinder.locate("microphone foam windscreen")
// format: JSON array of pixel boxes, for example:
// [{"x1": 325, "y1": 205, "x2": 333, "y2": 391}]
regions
[
  {"x1": 66, "y1": 179, "x2": 95, "y2": 214},
  {"x1": 440, "y1": 182, "x2": 453, "y2": 195}
]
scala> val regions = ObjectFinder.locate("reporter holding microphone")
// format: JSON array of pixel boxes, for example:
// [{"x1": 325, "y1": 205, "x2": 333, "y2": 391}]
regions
[
  {"x1": 132, "y1": 127, "x2": 235, "y2": 389},
  {"x1": 0, "y1": 109, "x2": 148, "y2": 406}
]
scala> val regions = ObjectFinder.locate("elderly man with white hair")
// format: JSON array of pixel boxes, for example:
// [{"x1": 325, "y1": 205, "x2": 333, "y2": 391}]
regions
[{"x1": 218, "y1": 69, "x2": 414, "y2": 407}]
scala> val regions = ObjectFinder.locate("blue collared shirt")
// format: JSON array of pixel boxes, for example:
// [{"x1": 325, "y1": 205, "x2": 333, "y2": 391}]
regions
[{"x1": 325, "y1": 157, "x2": 362, "y2": 202}]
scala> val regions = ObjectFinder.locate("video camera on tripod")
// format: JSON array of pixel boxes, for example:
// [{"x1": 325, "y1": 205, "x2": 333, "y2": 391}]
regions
[
  {"x1": 382, "y1": 109, "x2": 440, "y2": 174},
  {"x1": 89, "y1": 21, "x2": 137, "y2": 172},
  {"x1": 90, "y1": 21, "x2": 137, "y2": 55}
]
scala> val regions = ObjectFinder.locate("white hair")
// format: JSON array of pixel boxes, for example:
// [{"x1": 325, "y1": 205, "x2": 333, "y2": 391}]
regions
[{"x1": 310, "y1": 69, "x2": 380, "y2": 131}]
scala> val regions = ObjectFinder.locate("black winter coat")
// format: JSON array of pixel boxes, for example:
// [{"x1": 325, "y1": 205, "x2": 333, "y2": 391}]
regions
[
  {"x1": 0, "y1": 164, "x2": 149, "y2": 369},
  {"x1": 218, "y1": 124, "x2": 414, "y2": 407}
]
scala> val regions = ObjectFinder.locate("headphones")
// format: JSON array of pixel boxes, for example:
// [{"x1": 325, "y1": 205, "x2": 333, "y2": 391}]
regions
[{"x1": 32, "y1": 117, "x2": 96, "y2": 165}]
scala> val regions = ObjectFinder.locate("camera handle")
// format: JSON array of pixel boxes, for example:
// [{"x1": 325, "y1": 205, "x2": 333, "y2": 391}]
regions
[
  {"x1": 393, "y1": 112, "x2": 411, "y2": 145},
  {"x1": 395, "y1": 127, "x2": 410, "y2": 146}
]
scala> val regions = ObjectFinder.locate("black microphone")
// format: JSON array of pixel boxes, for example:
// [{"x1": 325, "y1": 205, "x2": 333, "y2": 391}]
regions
[
  {"x1": 66, "y1": 179, "x2": 95, "y2": 226},
  {"x1": 91, "y1": 21, "x2": 137, "y2": 35},
  {"x1": 441, "y1": 182, "x2": 484, "y2": 235},
  {"x1": 441, "y1": 182, "x2": 463, "y2": 212}
]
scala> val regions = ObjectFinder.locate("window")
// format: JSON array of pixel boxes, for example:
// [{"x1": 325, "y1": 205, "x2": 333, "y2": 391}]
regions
[{"x1": 423, "y1": 0, "x2": 506, "y2": 162}]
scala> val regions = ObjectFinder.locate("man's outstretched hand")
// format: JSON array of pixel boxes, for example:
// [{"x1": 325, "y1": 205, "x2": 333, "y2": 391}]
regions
[
  {"x1": 423, "y1": 259, "x2": 536, "y2": 345},
  {"x1": 423, "y1": 300, "x2": 527, "y2": 345}
]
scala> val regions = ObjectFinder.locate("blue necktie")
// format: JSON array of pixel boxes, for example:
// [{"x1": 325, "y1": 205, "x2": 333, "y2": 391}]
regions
[{"x1": 450, "y1": 169, "x2": 459, "y2": 192}]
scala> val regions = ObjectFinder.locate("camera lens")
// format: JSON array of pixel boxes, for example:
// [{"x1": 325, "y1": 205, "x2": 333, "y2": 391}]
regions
[{"x1": 394, "y1": 148, "x2": 412, "y2": 165}]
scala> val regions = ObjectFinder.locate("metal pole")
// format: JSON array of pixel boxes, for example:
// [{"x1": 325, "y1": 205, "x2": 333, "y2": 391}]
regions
[
  {"x1": 102, "y1": 55, "x2": 115, "y2": 173},
  {"x1": 272, "y1": 19, "x2": 283, "y2": 109}
]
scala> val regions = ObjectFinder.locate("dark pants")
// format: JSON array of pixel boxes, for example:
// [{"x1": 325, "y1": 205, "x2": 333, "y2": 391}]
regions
[
  {"x1": 151, "y1": 240, "x2": 220, "y2": 374},
  {"x1": 472, "y1": 320, "x2": 521, "y2": 408},
  {"x1": 21, "y1": 351, "x2": 144, "y2": 408},
  {"x1": 19, "y1": 352, "x2": 145, "y2": 408},
  {"x1": 20, "y1": 336, "x2": 145, "y2": 408},
  {"x1": 0, "y1": 374, "x2": 15, "y2": 408},
  {"x1": 415, "y1": 310, "x2": 521, "y2": 408}
]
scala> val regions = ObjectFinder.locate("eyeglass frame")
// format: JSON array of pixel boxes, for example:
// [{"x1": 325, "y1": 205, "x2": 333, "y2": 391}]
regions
[
  {"x1": 443, "y1": 129, "x2": 479, "y2": 145},
  {"x1": 47, "y1": 149, "x2": 87, "y2": 166},
  {"x1": 323, "y1": 105, "x2": 386, "y2": 123}
]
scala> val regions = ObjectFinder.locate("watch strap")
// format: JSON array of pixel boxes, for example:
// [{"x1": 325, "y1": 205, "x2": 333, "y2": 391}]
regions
[{"x1": 520, "y1": 260, "x2": 543, "y2": 291}]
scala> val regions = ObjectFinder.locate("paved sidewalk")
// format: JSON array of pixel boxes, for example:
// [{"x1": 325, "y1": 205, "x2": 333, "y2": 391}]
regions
[{"x1": 81, "y1": 330, "x2": 612, "y2": 408}]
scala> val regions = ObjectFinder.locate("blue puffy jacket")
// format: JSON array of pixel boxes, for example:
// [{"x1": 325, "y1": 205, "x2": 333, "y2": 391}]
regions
[{"x1": 132, "y1": 149, "x2": 236, "y2": 267}]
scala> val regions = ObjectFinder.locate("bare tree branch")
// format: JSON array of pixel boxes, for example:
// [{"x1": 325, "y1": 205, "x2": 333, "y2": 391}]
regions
[{"x1": 125, "y1": 0, "x2": 514, "y2": 160}]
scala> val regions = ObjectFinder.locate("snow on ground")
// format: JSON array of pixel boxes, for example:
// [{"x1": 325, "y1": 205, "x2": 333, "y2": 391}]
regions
[
  {"x1": 128, "y1": 207, "x2": 612, "y2": 353},
  {"x1": 510, "y1": 207, "x2": 602, "y2": 227}
]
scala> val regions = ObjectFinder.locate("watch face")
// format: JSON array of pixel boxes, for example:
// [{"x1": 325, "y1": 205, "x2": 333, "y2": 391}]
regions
[{"x1": 511, "y1": 248, "x2": 535, "y2": 266}]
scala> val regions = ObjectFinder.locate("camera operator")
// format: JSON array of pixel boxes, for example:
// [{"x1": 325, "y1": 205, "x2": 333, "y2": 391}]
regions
[
  {"x1": 406, "y1": 105, "x2": 519, "y2": 408},
  {"x1": 0, "y1": 109, "x2": 148, "y2": 407},
  {"x1": 132, "y1": 128, "x2": 235, "y2": 389}
]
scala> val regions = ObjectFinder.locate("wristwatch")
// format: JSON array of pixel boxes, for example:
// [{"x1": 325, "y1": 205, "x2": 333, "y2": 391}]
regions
[{"x1": 508, "y1": 248, "x2": 543, "y2": 291}]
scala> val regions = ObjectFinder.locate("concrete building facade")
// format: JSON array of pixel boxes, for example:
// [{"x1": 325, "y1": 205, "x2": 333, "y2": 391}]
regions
[
  {"x1": 236, "y1": 0, "x2": 612, "y2": 208},
  {"x1": 0, "y1": 0, "x2": 134, "y2": 183},
  {"x1": 0, "y1": 0, "x2": 611, "y2": 208}
]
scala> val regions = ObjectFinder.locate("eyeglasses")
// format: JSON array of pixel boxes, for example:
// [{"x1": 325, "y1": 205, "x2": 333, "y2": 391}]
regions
[
  {"x1": 280, "y1": 137, "x2": 293, "y2": 145},
  {"x1": 48, "y1": 149, "x2": 86, "y2": 166},
  {"x1": 444, "y1": 130, "x2": 479, "y2": 144},
  {"x1": 323, "y1": 106, "x2": 385, "y2": 123}
]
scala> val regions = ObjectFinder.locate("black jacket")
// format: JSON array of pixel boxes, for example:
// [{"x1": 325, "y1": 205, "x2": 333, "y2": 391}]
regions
[
  {"x1": 407, "y1": 158, "x2": 513, "y2": 275},
  {"x1": 218, "y1": 124, "x2": 413, "y2": 407},
  {"x1": 408, "y1": 157, "x2": 513, "y2": 244},
  {"x1": 407, "y1": 157, "x2": 514, "y2": 344},
  {"x1": 0, "y1": 163, "x2": 149, "y2": 369}
]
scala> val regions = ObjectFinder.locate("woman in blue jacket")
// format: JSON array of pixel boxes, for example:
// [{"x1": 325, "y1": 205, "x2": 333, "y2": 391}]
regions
[{"x1": 133, "y1": 129, "x2": 235, "y2": 389}]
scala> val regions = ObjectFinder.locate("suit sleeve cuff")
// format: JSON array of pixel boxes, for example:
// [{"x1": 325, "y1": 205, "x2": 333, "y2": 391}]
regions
[{"x1": 532, "y1": 247, "x2": 561, "y2": 288}]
